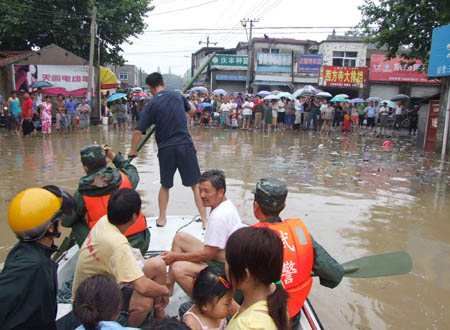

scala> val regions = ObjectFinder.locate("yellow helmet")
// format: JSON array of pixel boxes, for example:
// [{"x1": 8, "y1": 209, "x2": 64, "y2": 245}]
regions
[{"x1": 8, "y1": 186, "x2": 76, "y2": 241}]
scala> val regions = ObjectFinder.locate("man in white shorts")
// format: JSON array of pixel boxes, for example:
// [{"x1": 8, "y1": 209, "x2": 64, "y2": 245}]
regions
[{"x1": 161, "y1": 169, "x2": 243, "y2": 295}]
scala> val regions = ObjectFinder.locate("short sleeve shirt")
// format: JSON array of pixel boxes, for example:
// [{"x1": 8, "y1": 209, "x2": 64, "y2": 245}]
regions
[
  {"x1": 366, "y1": 106, "x2": 377, "y2": 118},
  {"x1": 136, "y1": 90, "x2": 193, "y2": 149},
  {"x1": 277, "y1": 101, "x2": 285, "y2": 113},
  {"x1": 65, "y1": 100, "x2": 78, "y2": 114},
  {"x1": 72, "y1": 216, "x2": 144, "y2": 297},
  {"x1": 203, "y1": 199, "x2": 243, "y2": 250},
  {"x1": 242, "y1": 102, "x2": 254, "y2": 116}
]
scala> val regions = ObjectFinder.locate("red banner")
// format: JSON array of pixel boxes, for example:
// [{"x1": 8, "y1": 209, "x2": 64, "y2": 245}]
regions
[
  {"x1": 369, "y1": 55, "x2": 437, "y2": 83},
  {"x1": 319, "y1": 66, "x2": 367, "y2": 88}
]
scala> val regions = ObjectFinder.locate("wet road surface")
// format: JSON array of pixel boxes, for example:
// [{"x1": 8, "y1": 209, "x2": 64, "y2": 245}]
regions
[{"x1": 0, "y1": 126, "x2": 449, "y2": 329}]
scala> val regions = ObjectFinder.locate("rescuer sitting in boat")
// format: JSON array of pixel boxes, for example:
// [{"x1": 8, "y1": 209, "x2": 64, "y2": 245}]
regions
[
  {"x1": 62, "y1": 144, "x2": 150, "y2": 255},
  {"x1": 161, "y1": 169, "x2": 244, "y2": 297},
  {"x1": 71, "y1": 188, "x2": 169, "y2": 328},
  {"x1": 0, "y1": 186, "x2": 76, "y2": 330},
  {"x1": 251, "y1": 178, "x2": 345, "y2": 330}
]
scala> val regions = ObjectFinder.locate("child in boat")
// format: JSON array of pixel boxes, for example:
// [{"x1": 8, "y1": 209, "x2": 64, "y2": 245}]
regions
[
  {"x1": 73, "y1": 274, "x2": 139, "y2": 330},
  {"x1": 225, "y1": 226, "x2": 289, "y2": 330},
  {"x1": 183, "y1": 266, "x2": 232, "y2": 330}
]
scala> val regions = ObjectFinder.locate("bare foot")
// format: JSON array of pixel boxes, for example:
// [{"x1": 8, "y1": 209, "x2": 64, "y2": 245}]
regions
[{"x1": 156, "y1": 217, "x2": 166, "y2": 227}]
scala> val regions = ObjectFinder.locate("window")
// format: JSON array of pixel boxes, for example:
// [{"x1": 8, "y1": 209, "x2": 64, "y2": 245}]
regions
[
  {"x1": 119, "y1": 72, "x2": 129, "y2": 80},
  {"x1": 262, "y1": 48, "x2": 280, "y2": 54},
  {"x1": 332, "y1": 51, "x2": 357, "y2": 67}
]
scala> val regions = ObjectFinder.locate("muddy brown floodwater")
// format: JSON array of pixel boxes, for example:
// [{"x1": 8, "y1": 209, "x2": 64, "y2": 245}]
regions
[{"x1": 1, "y1": 126, "x2": 449, "y2": 329}]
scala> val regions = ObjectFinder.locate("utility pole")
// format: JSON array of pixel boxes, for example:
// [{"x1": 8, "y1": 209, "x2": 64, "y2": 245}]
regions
[
  {"x1": 199, "y1": 35, "x2": 217, "y2": 48},
  {"x1": 241, "y1": 18, "x2": 258, "y2": 94},
  {"x1": 87, "y1": 6, "x2": 96, "y2": 102}
]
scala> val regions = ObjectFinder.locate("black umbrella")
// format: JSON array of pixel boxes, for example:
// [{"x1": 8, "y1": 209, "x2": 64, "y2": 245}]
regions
[
  {"x1": 391, "y1": 94, "x2": 410, "y2": 102},
  {"x1": 30, "y1": 81, "x2": 54, "y2": 89}
]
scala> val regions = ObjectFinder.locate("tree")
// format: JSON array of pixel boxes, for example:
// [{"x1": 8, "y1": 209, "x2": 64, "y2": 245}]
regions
[
  {"x1": 0, "y1": 0, "x2": 154, "y2": 65},
  {"x1": 358, "y1": 0, "x2": 450, "y2": 67}
]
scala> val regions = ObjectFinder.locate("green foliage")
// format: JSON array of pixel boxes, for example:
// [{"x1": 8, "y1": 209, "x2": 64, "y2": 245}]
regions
[
  {"x1": 358, "y1": 0, "x2": 450, "y2": 67},
  {"x1": 0, "y1": 0, "x2": 154, "y2": 65}
]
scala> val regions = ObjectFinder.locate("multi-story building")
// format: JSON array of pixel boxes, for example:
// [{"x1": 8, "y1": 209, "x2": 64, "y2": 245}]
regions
[{"x1": 108, "y1": 64, "x2": 139, "y2": 88}]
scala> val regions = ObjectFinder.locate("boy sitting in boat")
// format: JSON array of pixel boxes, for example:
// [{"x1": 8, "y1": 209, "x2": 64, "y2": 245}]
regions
[
  {"x1": 161, "y1": 169, "x2": 244, "y2": 297},
  {"x1": 71, "y1": 188, "x2": 169, "y2": 328},
  {"x1": 62, "y1": 144, "x2": 150, "y2": 255},
  {"x1": 251, "y1": 178, "x2": 344, "y2": 329}
]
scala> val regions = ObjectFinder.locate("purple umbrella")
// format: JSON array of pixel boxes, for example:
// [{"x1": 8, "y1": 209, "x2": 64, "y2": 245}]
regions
[{"x1": 350, "y1": 98, "x2": 365, "y2": 103}]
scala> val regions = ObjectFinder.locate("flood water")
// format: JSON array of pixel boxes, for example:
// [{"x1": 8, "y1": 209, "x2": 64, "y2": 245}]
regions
[{"x1": 1, "y1": 126, "x2": 449, "y2": 329}]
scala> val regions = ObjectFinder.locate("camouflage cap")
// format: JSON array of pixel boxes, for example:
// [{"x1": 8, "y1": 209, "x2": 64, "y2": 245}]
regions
[
  {"x1": 251, "y1": 177, "x2": 287, "y2": 212},
  {"x1": 80, "y1": 145, "x2": 105, "y2": 166}
]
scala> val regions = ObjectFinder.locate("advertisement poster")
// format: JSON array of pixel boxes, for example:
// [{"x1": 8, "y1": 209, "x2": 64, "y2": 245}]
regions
[
  {"x1": 427, "y1": 24, "x2": 450, "y2": 77},
  {"x1": 297, "y1": 54, "x2": 322, "y2": 73},
  {"x1": 370, "y1": 55, "x2": 438, "y2": 83},
  {"x1": 13, "y1": 64, "x2": 94, "y2": 96},
  {"x1": 210, "y1": 55, "x2": 248, "y2": 69},
  {"x1": 319, "y1": 66, "x2": 367, "y2": 88}
]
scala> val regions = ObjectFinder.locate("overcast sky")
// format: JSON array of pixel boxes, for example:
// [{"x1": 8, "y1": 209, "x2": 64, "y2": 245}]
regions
[{"x1": 121, "y1": 0, "x2": 366, "y2": 76}]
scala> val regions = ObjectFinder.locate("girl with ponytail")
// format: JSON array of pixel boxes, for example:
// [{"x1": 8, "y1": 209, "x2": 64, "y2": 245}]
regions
[
  {"x1": 224, "y1": 227, "x2": 289, "y2": 330},
  {"x1": 73, "y1": 275, "x2": 139, "y2": 330}
]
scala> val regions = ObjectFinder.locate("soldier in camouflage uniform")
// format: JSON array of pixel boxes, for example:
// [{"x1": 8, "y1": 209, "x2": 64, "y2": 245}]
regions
[
  {"x1": 252, "y1": 178, "x2": 344, "y2": 330},
  {"x1": 62, "y1": 145, "x2": 150, "y2": 254}
]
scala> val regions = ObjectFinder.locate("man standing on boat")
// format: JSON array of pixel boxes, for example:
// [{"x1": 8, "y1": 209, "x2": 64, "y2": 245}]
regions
[
  {"x1": 62, "y1": 144, "x2": 150, "y2": 255},
  {"x1": 161, "y1": 169, "x2": 243, "y2": 296},
  {"x1": 128, "y1": 72, "x2": 207, "y2": 228},
  {"x1": 0, "y1": 186, "x2": 76, "y2": 330},
  {"x1": 251, "y1": 178, "x2": 344, "y2": 330},
  {"x1": 70, "y1": 188, "x2": 169, "y2": 327}
]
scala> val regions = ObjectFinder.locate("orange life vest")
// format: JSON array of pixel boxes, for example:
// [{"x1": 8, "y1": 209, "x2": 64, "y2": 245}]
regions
[
  {"x1": 253, "y1": 218, "x2": 314, "y2": 318},
  {"x1": 83, "y1": 171, "x2": 147, "y2": 237}
]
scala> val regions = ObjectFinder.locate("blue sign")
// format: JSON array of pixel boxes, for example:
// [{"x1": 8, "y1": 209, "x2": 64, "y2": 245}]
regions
[
  {"x1": 216, "y1": 74, "x2": 246, "y2": 81},
  {"x1": 428, "y1": 24, "x2": 450, "y2": 77},
  {"x1": 256, "y1": 53, "x2": 292, "y2": 73},
  {"x1": 297, "y1": 55, "x2": 323, "y2": 74}
]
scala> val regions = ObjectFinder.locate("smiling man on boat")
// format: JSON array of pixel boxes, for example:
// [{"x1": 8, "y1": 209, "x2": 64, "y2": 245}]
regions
[
  {"x1": 252, "y1": 178, "x2": 344, "y2": 330},
  {"x1": 0, "y1": 186, "x2": 76, "y2": 330},
  {"x1": 62, "y1": 144, "x2": 150, "y2": 255},
  {"x1": 161, "y1": 169, "x2": 243, "y2": 296}
]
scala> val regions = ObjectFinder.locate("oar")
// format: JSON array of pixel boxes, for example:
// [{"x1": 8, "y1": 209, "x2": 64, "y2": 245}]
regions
[
  {"x1": 312, "y1": 250, "x2": 412, "y2": 278},
  {"x1": 126, "y1": 51, "x2": 217, "y2": 164}
]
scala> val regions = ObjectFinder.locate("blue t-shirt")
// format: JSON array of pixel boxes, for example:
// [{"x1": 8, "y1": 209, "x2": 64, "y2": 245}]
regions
[
  {"x1": 136, "y1": 90, "x2": 193, "y2": 149},
  {"x1": 366, "y1": 106, "x2": 377, "y2": 118},
  {"x1": 10, "y1": 98, "x2": 21, "y2": 115},
  {"x1": 65, "y1": 100, "x2": 78, "y2": 114}
]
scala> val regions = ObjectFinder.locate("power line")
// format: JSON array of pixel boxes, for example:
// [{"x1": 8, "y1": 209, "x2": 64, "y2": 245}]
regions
[{"x1": 149, "y1": 0, "x2": 218, "y2": 16}]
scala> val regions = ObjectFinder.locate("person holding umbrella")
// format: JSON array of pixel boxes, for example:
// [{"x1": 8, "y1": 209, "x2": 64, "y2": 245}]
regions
[{"x1": 128, "y1": 72, "x2": 207, "y2": 228}]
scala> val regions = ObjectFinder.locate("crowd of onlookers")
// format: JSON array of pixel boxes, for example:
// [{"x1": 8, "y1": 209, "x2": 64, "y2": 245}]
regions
[
  {"x1": 186, "y1": 92, "x2": 420, "y2": 137},
  {"x1": 0, "y1": 88, "x2": 91, "y2": 136}
]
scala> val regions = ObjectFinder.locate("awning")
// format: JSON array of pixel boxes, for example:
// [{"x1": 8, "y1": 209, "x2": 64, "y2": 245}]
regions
[
  {"x1": 252, "y1": 81, "x2": 292, "y2": 87},
  {"x1": 100, "y1": 67, "x2": 119, "y2": 89}
]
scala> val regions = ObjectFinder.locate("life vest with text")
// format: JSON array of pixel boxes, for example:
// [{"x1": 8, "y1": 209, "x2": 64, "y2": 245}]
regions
[
  {"x1": 83, "y1": 171, "x2": 147, "y2": 237},
  {"x1": 253, "y1": 218, "x2": 314, "y2": 318}
]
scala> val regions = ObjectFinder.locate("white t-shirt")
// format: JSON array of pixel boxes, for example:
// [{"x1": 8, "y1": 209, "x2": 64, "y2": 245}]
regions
[
  {"x1": 379, "y1": 106, "x2": 388, "y2": 116},
  {"x1": 277, "y1": 101, "x2": 285, "y2": 113},
  {"x1": 395, "y1": 106, "x2": 403, "y2": 115},
  {"x1": 220, "y1": 102, "x2": 231, "y2": 112},
  {"x1": 294, "y1": 99, "x2": 302, "y2": 111},
  {"x1": 319, "y1": 104, "x2": 328, "y2": 114},
  {"x1": 242, "y1": 101, "x2": 254, "y2": 116},
  {"x1": 204, "y1": 199, "x2": 243, "y2": 250}
]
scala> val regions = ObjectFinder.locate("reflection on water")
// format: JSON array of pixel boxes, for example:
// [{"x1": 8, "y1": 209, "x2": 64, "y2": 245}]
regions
[{"x1": 1, "y1": 126, "x2": 449, "y2": 329}]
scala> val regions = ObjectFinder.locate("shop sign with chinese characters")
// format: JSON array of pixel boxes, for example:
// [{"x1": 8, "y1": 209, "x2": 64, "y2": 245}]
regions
[
  {"x1": 370, "y1": 55, "x2": 437, "y2": 83},
  {"x1": 13, "y1": 64, "x2": 93, "y2": 96},
  {"x1": 319, "y1": 66, "x2": 367, "y2": 88},
  {"x1": 210, "y1": 54, "x2": 248, "y2": 68}
]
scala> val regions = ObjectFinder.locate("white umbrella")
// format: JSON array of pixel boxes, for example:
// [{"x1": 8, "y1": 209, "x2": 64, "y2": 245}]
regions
[
  {"x1": 316, "y1": 92, "x2": 333, "y2": 98},
  {"x1": 335, "y1": 94, "x2": 349, "y2": 99},
  {"x1": 367, "y1": 96, "x2": 382, "y2": 102},
  {"x1": 278, "y1": 92, "x2": 293, "y2": 99},
  {"x1": 264, "y1": 95, "x2": 281, "y2": 101}
]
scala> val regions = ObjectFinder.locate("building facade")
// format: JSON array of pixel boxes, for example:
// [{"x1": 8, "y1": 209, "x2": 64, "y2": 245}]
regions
[{"x1": 108, "y1": 64, "x2": 139, "y2": 88}]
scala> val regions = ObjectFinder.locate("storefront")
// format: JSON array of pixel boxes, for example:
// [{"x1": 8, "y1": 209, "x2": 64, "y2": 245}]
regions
[{"x1": 318, "y1": 65, "x2": 367, "y2": 98}]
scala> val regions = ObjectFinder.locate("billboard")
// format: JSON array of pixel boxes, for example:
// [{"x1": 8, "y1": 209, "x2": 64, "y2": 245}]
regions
[
  {"x1": 256, "y1": 53, "x2": 292, "y2": 73},
  {"x1": 370, "y1": 55, "x2": 437, "y2": 83},
  {"x1": 428, "y1": 24, "x2": 450, "y2": 77},
  {"x1": 210, "y1": 54, "x2": 248, "y2": 69},
  {"x1": 297, "y1": 54, "x2": 322, "y2": 73},
  {"x1": 13, "y1": 64, "x2": 93, "y2": 96},
  {"x1": 319, "y1": 66, "x2": 367, "y2": 88}
]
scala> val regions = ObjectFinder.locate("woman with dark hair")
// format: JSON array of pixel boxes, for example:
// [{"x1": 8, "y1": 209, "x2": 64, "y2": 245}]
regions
[
  {"x1": 73, "y1": 275, "x2": 139, "y2": 330},
  {"x1": 225, "y1": 227, "x2": 289, "y2": 330}
]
